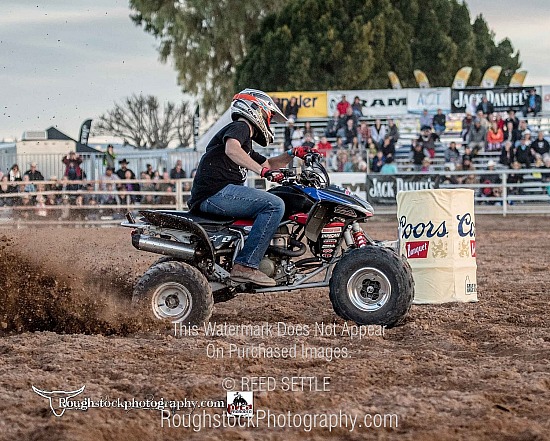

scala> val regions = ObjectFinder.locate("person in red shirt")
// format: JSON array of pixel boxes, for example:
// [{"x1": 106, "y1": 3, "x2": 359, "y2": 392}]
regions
[
  {"x1": 336, "y1": 95, "x2": 350, "y2": 116},
  {"x1": 316, "y1": 136, "x2": 333, "y2": 158}
]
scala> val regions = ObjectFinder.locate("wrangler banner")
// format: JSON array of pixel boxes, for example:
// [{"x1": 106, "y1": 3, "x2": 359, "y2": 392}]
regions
[
  {"x1": 366, "y1": 174, "x2": 440, "y2": 205},
  {"x1": 268, "y1": 91, "x2": 328, "y2": 117},
  {"x1": 451, "y1": 87, "x2": 541, "y2": 113}
]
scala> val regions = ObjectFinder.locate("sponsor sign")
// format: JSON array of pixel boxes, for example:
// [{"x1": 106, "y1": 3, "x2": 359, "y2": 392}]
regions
[
  {"x1": 407, "y1": 88, "x2": 451, "y2": 113},
  {"x1": 406, "y1": 241, "x2": 429, "y2": 258},
  {"x1": 269, "y1": 91, "x2": 328, "y2": 117},
  {"x1": 451, "y1": 86, "x2": 541, "y2": 113},
  {"x1": 328, "y1": 90, "x2": 408, "y2": 116},
  {"x1": 330, "y1": 173, "x2": 368, "y2": 201},
  {"x1": 367, "y1": 174, "x2": 440, "y2": 205},
  {"x1": 470, "y1": 240, "x2": 476, "y2": 257},
  {"x1": 542, "y1": 85, "x2": 550, "y2": 113}
]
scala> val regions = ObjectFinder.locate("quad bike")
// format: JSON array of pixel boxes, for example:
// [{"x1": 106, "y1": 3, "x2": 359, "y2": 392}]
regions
[{"x1": 121, "y1": 153, "x2": 414, "y2": 328}]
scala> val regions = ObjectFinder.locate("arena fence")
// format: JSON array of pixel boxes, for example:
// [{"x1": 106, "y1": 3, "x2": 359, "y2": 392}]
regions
[{"x1": 0, "y1": 168, "x2": 548, "y2": 228}]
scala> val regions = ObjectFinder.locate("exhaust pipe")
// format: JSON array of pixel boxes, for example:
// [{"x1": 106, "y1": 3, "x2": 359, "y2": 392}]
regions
[{"x1": 132, "y1": 234, "x2": 196, "y2": 260}]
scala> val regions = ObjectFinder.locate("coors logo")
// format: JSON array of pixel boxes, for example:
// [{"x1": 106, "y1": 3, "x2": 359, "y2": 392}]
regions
[{"x1": 406, "y1": 241, "x2": 429, "y2": 259}]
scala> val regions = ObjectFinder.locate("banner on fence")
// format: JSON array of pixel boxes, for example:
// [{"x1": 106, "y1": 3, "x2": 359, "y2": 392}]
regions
[
  {"x1": 328, "y1": 90, "x2": 408, "y2": 116},
  {"x1": 451, "y1": 86, "x2": 541, "y2": 113},
  {"x1": 407, "y1": 88, "x2": 452, "y2": 114},
  {"x1": 268, "y1": 91, "x2": 327, "y2": 117},
  {"x1": 541, "y1": 85, "x2": 550, "y2": 113},
  {"x1": 366, "y1": 174, "x2": 440, "y2": 205},
  {"x1": 329, "y1": 173, "x2": 368, "y2": 201}
]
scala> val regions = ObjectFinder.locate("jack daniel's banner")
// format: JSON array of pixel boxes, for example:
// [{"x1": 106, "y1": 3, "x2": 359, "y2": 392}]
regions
[
  {"x1": 366, "y1": 174, "x2": 440, "y2": 205},
  {"x1": 451, "y1": 86, "x2": 540, "y2": 113}
]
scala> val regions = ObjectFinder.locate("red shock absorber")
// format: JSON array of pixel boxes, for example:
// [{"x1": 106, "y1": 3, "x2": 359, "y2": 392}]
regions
[{"x1": 351, "y1": 223, "x2": 368, "y2": 248}]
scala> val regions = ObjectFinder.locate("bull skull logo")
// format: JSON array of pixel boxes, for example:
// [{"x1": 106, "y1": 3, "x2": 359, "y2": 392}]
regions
[{"x1": 32, "y1": 385, "x2": 86, "y2": 417}]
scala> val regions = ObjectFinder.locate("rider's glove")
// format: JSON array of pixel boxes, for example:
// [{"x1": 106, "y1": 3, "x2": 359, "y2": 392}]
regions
[
  {"x1": 260, "y1": 167, "x2": 284, "y2": 183},
  {"x1": 290, "y1": 146, "x2": 316, "y2": 159}
]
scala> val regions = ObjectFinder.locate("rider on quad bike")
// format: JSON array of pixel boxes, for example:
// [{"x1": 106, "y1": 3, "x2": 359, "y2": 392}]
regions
[{"x1": 187, "y1": 89, "x2": 314, "y2": 287}]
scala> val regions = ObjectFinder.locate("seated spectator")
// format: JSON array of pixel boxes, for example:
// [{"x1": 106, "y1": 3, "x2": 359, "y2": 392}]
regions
[
  {"x1": 18, "y1": 195, "x2": 33, "y2": 220},
  {"x1": 387, "y1": 119, "x2": 399, "y2": 143},
  {"x1": 480, "y1": 160, "x2": 501, "y2": 201},
  {"x1": 334, "y1": 136, "x2": 345, "y2": 152},
  {"x1": 380, "y1": 156, "x2": 397, "y2": 174},
  {"x1": 344, "y1": 106, "x2": 359, "y2": 128},
  {"x1": 505, "y1": 109, "x2": 519, "y2": 130},
  {"x1": 170, "y1": 159, "x2": 186, "y2": 179},
  {"x1": 24, "y1": 162, "x2": 44, "y2": 181},
  {"x1": 420, "y1": 158, "x2": 433, "y2": 173},
  {"x1": 349, "y1": 136, "x2": 360, "y2": 151},
  {"x1": 503, "y1": 121, "x2": 520, "y2": 147},
  {"x1": 476, "y1": 96, "x2": 494, "y2": 118},
  {"x1": 432, "y1": 108, "x2": 446, "y2": 135},
  {"x1": 410, "y1": 142, "x2": 429, "y2": 171},
  {"x1": 358, "y1": 122, "x2": 370, "y2": 147},
  {"x1": 351, "y1": 96, "x2": 363, "y2": 117},
  {"x1": 441, "y1": 163, "x2": 459, "y2": 185},
  {"x1": 303, "y1": 121, "x2": 315, "y2": 139},
  {"x1": 336, "y1": 95, "x2": 350, "y2": 116},
  {"x1": 522, "y1": 88, "x2": 542, "y2": 116},
  {"x1": 379, "y1": 135, "x2": 396, "y2": 159},
  {"x1": 507, "y1": 161, "x2": 524, "y2": 198},
  {"x1": 371, "y1": 151, "x2": 385, "y2": 173},
  {"x1": 58, "y1": 195, "x2": 71, "y2": 220},
  {"x1": 144, "y1": 163, "x2": 155, "y2": 179},
  {"x1": 494, "y1": 112, "x2": 505, "y2": 130},
  {"x1": 101, "y1": 183, "x2": 121, "y2": 206},
  {"x1": 140, "y1": 172, "x2": 156, "y2": 193},
  {"x1": 515, "y1": 137, "x2": 533, "y2": 167},
  {"x1": 419, "y1": 109, "x2": 432, "y2": 129},
  {"x1": 284, "y1": 96, "x2": 300, "y2": 120},
  {"x1": 540, "y1": 155, "x2": 550, "y2": 190},
  {"x1": 0, "y1": 176, "x2": 13, "y2": 207},
  {"x1": 467, "y1": 97, "x2": 478, "y2": 116},
  {"x1": 486, "y1": 121, "x2": 504, "y2": 152},
  {"x1": 343, "y1": 119, "x2": 357, "y2": 146},
  {"x1": 444, "y1": 141, "x2": 460, "y2": 165},
  {"x1": 156, "y1": 171, "x2": 174, "y2": 192},
  {"x1": 35, "y1": 195, "x2": 48, "y2": 218},
  {"x1": 467, "y1": 119, "x2": 487, "y2": 156},
  {"x1": 500, "y1": 141, "x2": 515, "y2": 167},
  {"x1": 417, "y1": 126, "x2": 438, "y2": 158},
  {"x1": 100, "y1": 167, "x2": 120, "y2": 190},
  {"x1": 122, "y1": 169, "x2": 140, "y2": 204},
  {"x1": 350, "y1": 153, "x2": 367, "y2": 172},
  {"x1": 302, "y1": 133, "x2": 316, "y2": 149},
  {"x1": 332, "y1": 150, "x2": 352, "y2": 172},
  {"x1": 116, "y1": 158, "x2": 135, "y2": 180},
  {"x1": 325, "y1": 110, "x2": 341, "y2": 138},
  {"x1": 476, "y1": 110, "x2": 490, "y2": 130},
  {"x1": 370, "y1": 119, "x2": 386, "y2": 146},
  {"x1": 531, "y1": 131, "x2": 550, "y2": 159},
  {"x1": 365, "y1": 137, "x2": 378, "y2": 157},
  {"x1": 316, "y1": 136, "x2": 333, "y2": 158},
  {"x1": 461, "y1": 112, "x2": 474, "y2": 141},
  {"x1": 8, "y1": 164, "x2": 22, "y2": 188},
  {"x1": 518, "y1": 120, "x2": 530, "y2": 140},
  {"x1": 22, "y1": 175, "x2": 36, "y2": 194}
]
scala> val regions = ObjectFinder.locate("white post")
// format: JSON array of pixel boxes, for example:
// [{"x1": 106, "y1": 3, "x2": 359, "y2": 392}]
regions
[
  {"x1": 175, "y1": 179, "x2": 183, "y2": 211},
  {"x1": 501, "y1": 172, "x2": 507, "y2": 217}
]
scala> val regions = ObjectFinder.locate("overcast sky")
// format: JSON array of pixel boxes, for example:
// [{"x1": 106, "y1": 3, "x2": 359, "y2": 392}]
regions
[{"x1": 1, "y1": 0, "x2": 549, "y2": 140}]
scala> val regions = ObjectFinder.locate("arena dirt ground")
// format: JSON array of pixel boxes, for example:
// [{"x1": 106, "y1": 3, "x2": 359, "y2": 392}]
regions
[{"x1": 0, "y1": 216, "x2": 549, "y2": 440}]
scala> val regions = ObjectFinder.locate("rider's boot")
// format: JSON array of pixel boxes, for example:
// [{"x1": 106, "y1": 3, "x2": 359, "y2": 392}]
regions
[{"x1": 230, "y1": 264, "x2": 276, "y2": 287}]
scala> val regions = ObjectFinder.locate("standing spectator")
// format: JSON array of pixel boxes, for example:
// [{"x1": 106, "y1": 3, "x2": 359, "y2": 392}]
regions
[
  {"x1": 123, "y1": 169, "x2": 140, "y2": 203},
  {"x1": 273, "y1": 97, "x2": 283, "y2": 112},
  {"x1": 522, "y1": 88, "x2": 542, "y2": 116},
  {"x1": 316, "y1": 136, "x2": 333, "y2": 158},
  {"x1": 387, "y1": 119, "x2": 399, "y2": 143},
  {"x1": 24, "y1": 162, "x2": 44, "y2": 181},
  {"x1": 432, "y1": 108, "x2": 446, "y2": 135},
  {"x1": 284, "y1": 96, "x2": 300, "y2": 120},
  {"x1": 419, "y1": 109, "x2": 432, "y2": 129},
  {"x1": 370, "y1": 119, "x2": 386, "y2": 146},
  {"x1": 468, "y1": 119, "x2": 487, "y2": 155},
  {"x1": 444, "y1": 141, "x2": 460, "y2": 166},
  {"x1": 476, "y1": 96, "x2": 494, "y2": 117},
  {"x1": 417, "y1": 126, "x2": 438, "y2": 158},
  {"x1": 336, "y1": 95, "x2": 351, "y2": 116},
  {"x1": 144, "y1": 163, "x2": 155, "y2": 179},
  {"x1": 461, "y1": 113, "x2": 474, "y2": 142},
  {"x1": 351, "y1": 96, "x2": 363, "y2": 117},
  {"x1": 515, "y1": 137, "x2": 532, "y2": 167},
  {"x1": 62, "y1": 152, "x2": 84, "y2": 191},
  {"x1": 0, "y1": 176, "x2": 13, "y2": 207},
  {"x1": 467, "y1": 96, "x2": 478, "y2": 116},
  {"x1": 505, "y1": 109, "x2": 520, "y2": 130},
  {"x1": 325, "y1": 110, "x2": 340, "y2": 138},
  {"x1": 103, "y1": 144, "x2": 116, "y2": 169},
  {"x1": 371, "y1": 151, "x2": 385, "y2": 173},
  {"x1": 500, "y1": 141, "x2": 515, "y2": 167},
  {"x1": 531, "y1": 132, "x2": 550, "y2": 158},
  {"x1": 284, "y1": 117, "x2": 296, "y2": 149},
  {"x1": 486, "y1": 121, "x2": 504, "y2": 152},
  {"x1": 380, "y1": 156, "x2": 397, "y2": 174},
  {"x1": 116, "y1": 158, "x2": 135, "y2": 180},
  {"x1": 8, "y1": 164, "x2": 22, "y2": 186},
  {"x1": 170, "y1": 159, "x2": 186, "y2": 179}
]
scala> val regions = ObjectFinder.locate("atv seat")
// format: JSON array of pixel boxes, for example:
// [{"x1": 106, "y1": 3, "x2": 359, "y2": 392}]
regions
[{"x1": 139, "y1": 209, "x2": 238, "y2": 226}]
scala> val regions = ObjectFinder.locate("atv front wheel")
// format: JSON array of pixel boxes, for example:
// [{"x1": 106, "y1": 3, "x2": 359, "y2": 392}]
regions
[
  {"x1": 133, "y1": 261, "x2": 213, "y2": 325},
  {"x1": 329, "y1": 246, "x2": 414, "y2": 327}
]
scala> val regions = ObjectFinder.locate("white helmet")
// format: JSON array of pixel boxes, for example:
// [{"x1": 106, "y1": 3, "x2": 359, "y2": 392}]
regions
[{"x1": 231, "y1": 89, "x2": 287, "y2": 146}]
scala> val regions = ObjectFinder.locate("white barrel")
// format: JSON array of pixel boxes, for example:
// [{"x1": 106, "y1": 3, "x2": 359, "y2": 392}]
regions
[{"x1": 396, "y1": 189, "x2": 478, "y2": 304}]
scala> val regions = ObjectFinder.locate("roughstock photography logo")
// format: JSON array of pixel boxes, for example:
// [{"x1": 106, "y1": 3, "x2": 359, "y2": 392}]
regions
[
  {"x1": 32, "y1": 385, "x2": 86, "y2": 417},
  {"x1": 226, "y1": 391, "x2": 253, "y2": 417}
]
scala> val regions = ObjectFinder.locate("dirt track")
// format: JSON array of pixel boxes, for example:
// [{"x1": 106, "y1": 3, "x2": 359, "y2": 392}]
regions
[{"x1": 0, "y1": 217, "x2": 549, "y2": 440}]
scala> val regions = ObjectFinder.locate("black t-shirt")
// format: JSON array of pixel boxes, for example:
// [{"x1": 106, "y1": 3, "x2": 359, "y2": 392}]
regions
[{"x1": 188, "y1": 121, "x2": 267, "y2": 211}]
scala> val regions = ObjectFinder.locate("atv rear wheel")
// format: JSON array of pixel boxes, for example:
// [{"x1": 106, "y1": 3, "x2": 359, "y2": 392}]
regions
[
  {"x1": 329, "y1": 246, "x2": 414, "y2": 328},
  {"x1": 133, "y1": 261, "x2": 213, "y2": 325}
]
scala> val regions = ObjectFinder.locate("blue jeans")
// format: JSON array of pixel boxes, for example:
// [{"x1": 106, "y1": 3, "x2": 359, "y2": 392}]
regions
[{"x1": 199, "y1": 184, "x2": 285, "y2": 269}]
